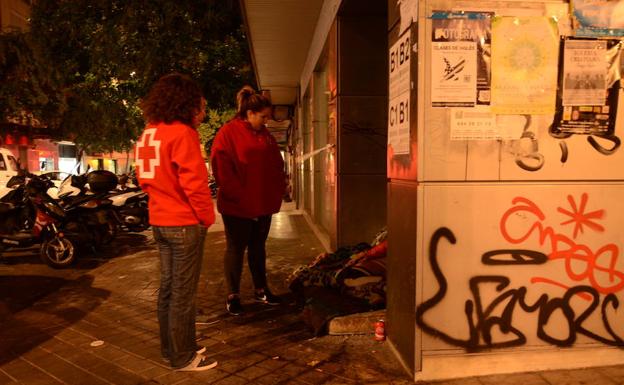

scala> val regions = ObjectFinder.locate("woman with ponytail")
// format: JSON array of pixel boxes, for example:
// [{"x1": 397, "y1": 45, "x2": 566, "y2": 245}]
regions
[{"x1": 210, "y1": 85, "x2": 286, "y2": 315}]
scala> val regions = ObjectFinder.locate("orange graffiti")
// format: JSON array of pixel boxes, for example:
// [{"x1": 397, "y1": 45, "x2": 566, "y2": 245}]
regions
[{"x1": 500, "y1": 195, "x2": 624, "y2": 295}]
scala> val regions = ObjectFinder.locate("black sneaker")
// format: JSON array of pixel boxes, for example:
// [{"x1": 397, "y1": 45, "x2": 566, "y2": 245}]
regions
[
  {"x1": 254, "y1": 288, "x2": 282, "y2": 305},
  {"x1": 226, "y1": 295, "x2": 244, "y2": 316}
]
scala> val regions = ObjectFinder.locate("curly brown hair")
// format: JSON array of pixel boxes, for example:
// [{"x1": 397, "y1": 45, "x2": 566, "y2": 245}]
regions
[{"x1": 140, "y1": 73, "x2": 203, "y2": 127}]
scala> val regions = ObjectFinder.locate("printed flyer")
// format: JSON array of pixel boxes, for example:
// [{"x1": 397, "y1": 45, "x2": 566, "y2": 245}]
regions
[
  {"x1": 430, "y1": 12, "x2": 491, "y2": 107},
  {"x1": 562, "y1": 39, "x2": 607, "y2": 106},
  {"x1": 491, "y1": 16, "x2": 559, "y2": 114},
  {"x1": 551, "y1": 39, "x2": 621, "y2": 136}
]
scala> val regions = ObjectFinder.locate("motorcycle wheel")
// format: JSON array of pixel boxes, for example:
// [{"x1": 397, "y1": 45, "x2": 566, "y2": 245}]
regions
[{"x1": 40, "y1": 236, "x2": 75, "y2": 268}]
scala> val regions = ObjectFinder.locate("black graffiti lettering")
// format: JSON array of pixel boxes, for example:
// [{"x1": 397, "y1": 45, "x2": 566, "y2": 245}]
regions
[
  {"x1": 482, "y1": 249, "x2": 548, "y2": 265},
  {"x1": 536, "y1": 296, "x2": 576, "y2": 346},
  {"x1": 469, "y1": 276, "x2": 526, "y2": 349},
  {"x1": 417, "y1": 227, "x2": 624, "y2": 351},
  {"x1": 601, "y1": 295, "x2": 624, "y2": 344}
]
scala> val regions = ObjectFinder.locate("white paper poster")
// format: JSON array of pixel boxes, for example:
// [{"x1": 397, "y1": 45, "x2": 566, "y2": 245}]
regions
[
  {"x1": 450, "y1": 107, "x2": 497, "y2": 140},
  {"x1": 431, "y1": 41, "x2": 477, "y2": 107},
  {"x1": 388, "y1": 32, "x2": 411, "y2": 155},
  {"x1": 431, "y1": 11, "x2": 493, "y2": 107},
  {"x1": 562, "y1": 40, "x2": 607, "y2": 106}
]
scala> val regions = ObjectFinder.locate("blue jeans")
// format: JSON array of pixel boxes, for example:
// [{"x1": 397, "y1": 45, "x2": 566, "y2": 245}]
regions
[{"x1": 153, "y1": 224, "x2": 206, "y2": 368}]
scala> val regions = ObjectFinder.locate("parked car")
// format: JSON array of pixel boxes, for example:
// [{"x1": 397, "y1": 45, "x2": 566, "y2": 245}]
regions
[{"x1": 0, "y1": 147, "x2": 20, "y2": 199}]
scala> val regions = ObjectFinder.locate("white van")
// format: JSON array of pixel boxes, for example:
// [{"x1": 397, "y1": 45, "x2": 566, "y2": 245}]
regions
[{"x1": 0, "y1": 147, "x2": 19, "y2": 186}]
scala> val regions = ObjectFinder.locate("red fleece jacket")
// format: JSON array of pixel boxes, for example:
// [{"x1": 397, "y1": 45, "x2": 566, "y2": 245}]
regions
[
  {"x1": 134, "y1": 121, "x2": 215, "y2": 227},
  {"x1": 211, "y1": 118, "x2": 285, "y2": 218}
]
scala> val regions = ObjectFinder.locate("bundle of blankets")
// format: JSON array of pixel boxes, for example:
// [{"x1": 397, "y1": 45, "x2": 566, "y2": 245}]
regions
[{"x1": 286, "y1": 229, "x2": 387, "y2": 335}]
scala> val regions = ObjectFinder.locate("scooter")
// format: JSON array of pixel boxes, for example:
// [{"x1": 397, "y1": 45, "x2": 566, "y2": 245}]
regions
[
  {"x1": 0, "y1": 173, "x2": 79, "y2": 268},
  {"x1": 57, "y1": 170, "x2": 119, "y2": 248}
]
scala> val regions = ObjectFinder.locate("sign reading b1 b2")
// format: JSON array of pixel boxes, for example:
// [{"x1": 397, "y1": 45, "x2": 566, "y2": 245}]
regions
[
  {"x1": 388, "y1": 31, "x2": 411, "y2": 155},
  {"x1": 389, "y1": 33, "x2": 411, "y2": 98}
]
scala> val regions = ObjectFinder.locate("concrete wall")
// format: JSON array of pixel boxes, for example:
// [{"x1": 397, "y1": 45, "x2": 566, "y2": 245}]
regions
[
  {"x1": 386, "y1": 0, "x2": 419, "y2": 375},
  {"x1": 411, "y1": 0, "x2": 624, "y2": 380},
  {"x1": 336, "y1": 0, "x2": 388, "y2": 247}
]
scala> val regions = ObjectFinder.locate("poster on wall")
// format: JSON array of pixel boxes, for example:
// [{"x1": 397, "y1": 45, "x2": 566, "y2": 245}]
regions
[
  {"x1": 572, "y1": 0, "x2": 624, "y2": 37},
  {"x1": 450, "y1": 107, "x2": 525, "y2": 140},
  {"x1": 388, "y1": 32, "x2": 411, "y2": 155},
  {"x1": 562, "y1": 39, "x2": 607, "y2": 106},
  {"x1": 491, "y1": 17, "x2": 559, "y2": 114},
  {"x1": 551, "y1": 39, "x2": 621, "y2": 137},
  {"x1": 430, "y1": 11, "x2": 492, "y2": 107},
  {"x1": 449, "y1": 107, "x2": 497, "y2": 139},
  {"x1": 431, "y1": 11, "x2": 492, "y2": 107}
]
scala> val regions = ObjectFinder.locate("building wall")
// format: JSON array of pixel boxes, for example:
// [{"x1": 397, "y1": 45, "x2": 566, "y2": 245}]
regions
[
  {"x1": 386, "y1": 0, "x2": 418, "y2": 375},
  {"x1": 295, "y1": 1, "x2": 388, "y2": 250},
  {"x1": 407, "y1": 0, "x2": 624, "y2": 381},
  {"x1": 336, "y1": 0, "x2": 388, "y2": 248}
]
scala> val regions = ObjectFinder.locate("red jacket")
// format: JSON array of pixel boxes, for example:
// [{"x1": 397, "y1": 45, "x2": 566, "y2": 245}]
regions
[
  {"x1": 211, "y1": 118, "x2": 285, "y2": 218},
  {"x1": 134, "y1": 121, "x2": 215, "y2": 227}
]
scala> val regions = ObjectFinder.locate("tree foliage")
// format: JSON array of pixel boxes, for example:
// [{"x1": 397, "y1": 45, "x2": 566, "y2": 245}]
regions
[
  {"x1": 198, "y1": 108, "x2": 235, "y2": 157},
  {"x1": 0, "y1": 0, "x2": 253, "y2": 152}
]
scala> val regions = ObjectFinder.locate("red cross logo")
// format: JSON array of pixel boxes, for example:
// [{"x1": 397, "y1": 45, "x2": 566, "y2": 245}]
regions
[{"x1": 135, "y1": 128, "x2": 161, "y2": 179}]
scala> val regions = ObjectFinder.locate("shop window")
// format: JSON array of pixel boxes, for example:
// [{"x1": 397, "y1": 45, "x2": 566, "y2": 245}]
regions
[{"x1": 58, "y1": 144, "x2": 77, "y2": 159}]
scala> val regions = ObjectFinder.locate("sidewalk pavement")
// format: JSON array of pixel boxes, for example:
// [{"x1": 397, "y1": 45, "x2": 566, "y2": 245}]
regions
[{"x1": 1, "y1": 202, "x2": 624, "y2": 385}]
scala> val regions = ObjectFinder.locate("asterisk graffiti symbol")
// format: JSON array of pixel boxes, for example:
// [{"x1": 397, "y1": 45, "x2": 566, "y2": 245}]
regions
[{"x1": 557, "y1": 193, "x2": 604, "y2": 239}]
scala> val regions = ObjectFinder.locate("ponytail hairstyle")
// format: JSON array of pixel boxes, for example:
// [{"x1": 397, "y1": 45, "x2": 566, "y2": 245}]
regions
[{"x1": 236, "y1": 85, "x2": 272, "y2": 119}]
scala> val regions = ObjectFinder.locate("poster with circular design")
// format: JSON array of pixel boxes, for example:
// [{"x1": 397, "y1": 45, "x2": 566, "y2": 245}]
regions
[{"x1": 491, "y1": 16, "x2": 559, "y2": 115}]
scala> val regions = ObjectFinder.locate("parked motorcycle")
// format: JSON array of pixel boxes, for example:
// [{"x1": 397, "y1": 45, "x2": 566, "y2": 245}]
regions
[
  {"x1": 0, "y1": 173, "x2": 80, "y2": 268},
  {"x1": 57, "y1": 170, "x2": 119, "y2": 248},
  {"x1": 0, "y1": 169, "x2": 35, "y2": 230},
  {"x1": 108, "y1": 186, "x2": 150, "y2": 232}
]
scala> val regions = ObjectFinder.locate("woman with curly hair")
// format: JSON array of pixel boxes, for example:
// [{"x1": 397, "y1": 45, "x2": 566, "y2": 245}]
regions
[{"x1": 135, "y1": 73, "x2": 217, "y2": 371}]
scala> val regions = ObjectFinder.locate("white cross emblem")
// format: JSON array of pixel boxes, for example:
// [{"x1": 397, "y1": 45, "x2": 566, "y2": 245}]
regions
[{"x1": 135, "y1": 128, "x2": 161, "y2": 179}]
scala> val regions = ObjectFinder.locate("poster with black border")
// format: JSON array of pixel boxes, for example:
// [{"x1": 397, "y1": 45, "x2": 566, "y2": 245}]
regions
[
  {"x1": 551, "y1": 38, "x2": 620, "y2": 136},
  {"x1": 430, "y1": 11, "x2": 491, "y2": 107},
  {"x1": 572, "y1": 0, "x2": 624, "y2": 38}
]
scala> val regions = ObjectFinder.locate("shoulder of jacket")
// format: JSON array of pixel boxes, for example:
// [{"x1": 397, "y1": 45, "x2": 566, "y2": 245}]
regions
[
  {"x1": 168, "y1": 123, "x2": 197, "y2": 140},
  {"x1": 222, "y1": 118, "x2": 245, "y2": 131}
]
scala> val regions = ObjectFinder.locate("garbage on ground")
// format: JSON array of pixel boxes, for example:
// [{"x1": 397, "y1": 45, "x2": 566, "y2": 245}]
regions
[{"x1": 286, "y1": 228, "x2": 387, "y2": 336}]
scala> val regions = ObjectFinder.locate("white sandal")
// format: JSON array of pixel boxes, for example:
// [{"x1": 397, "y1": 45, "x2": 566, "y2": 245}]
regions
[{"x1": 176, "y1": 354, "x2": 218, "y2": 371}]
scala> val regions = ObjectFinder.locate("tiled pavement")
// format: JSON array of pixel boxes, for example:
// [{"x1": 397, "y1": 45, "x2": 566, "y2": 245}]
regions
[{"x1": 1, "y1": 202, "x2": 624, "y2": 384}]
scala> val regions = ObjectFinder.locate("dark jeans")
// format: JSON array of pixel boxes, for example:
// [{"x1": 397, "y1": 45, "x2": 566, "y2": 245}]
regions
[
  {"x1": 222, "y1": 214, "x2": 272, "y2": 294},
  {"x1": 153, "y1": 224, "x2": 206, "y2": 368}
]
